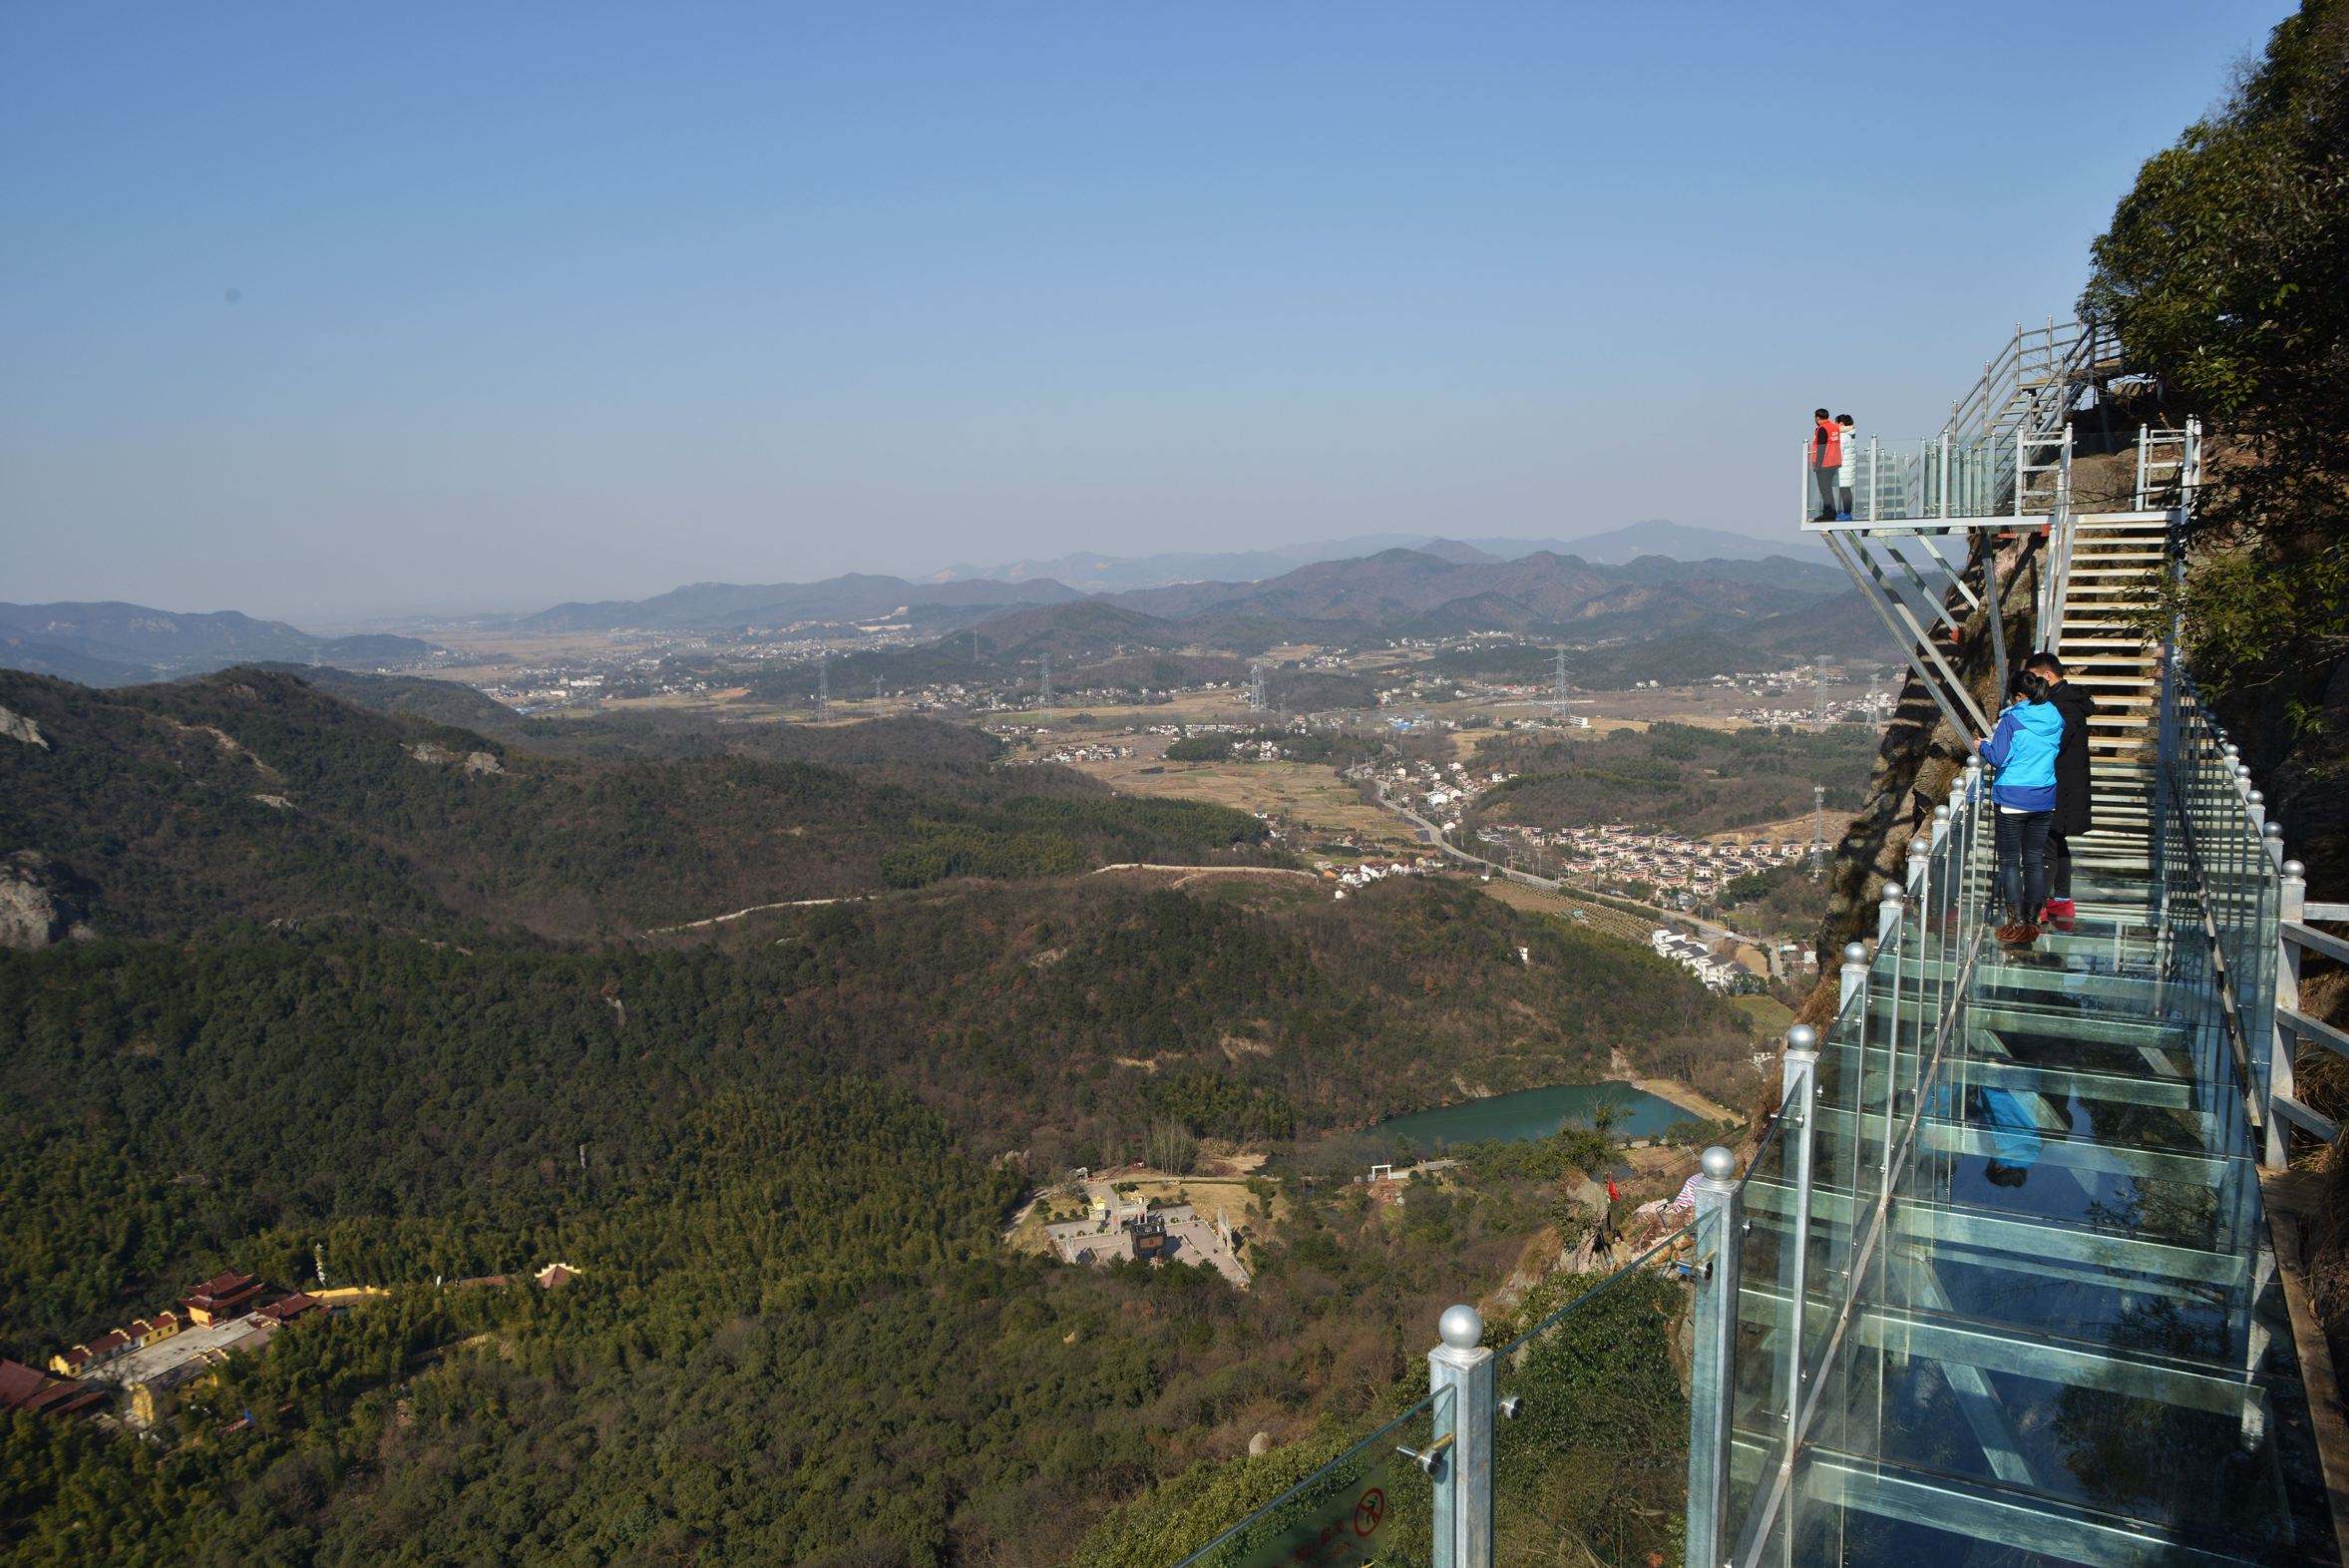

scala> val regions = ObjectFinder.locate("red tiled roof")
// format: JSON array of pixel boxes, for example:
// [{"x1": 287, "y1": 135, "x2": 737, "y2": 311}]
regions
[
  {"x1": 186, "y1": 1270, "x2": 257, "y2": 1301},
  {"x1": 0, "y1": 1359, "x2": 104, "y2": 1418},
  {"x1": 257, "y1": 1293, "x2": 318, "y2": 1323},
  {"x1": 87, "y1": 1330, "x2": 131, "y2": 1357}
]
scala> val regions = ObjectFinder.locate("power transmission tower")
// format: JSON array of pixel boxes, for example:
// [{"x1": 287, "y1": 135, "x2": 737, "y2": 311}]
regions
[
  {"x1": 1810, "y1": 784, "x2": 1826, "y2": 881},
  {"x1": 816, "y1": 650, "x2": 829, "y2": 721},
  {"x1": 874, "y1": 675, "x2": 884, "y2": 701},
  {"x1": 1554, "y1": 646, "x2": 1568, "y2": 710},
  {"x1": 1249, "y1": 659, "x2": 1267, "y2": 712},
  {"x1": 1039, "y1": 653, "x2": 1052, "y2": 708}
]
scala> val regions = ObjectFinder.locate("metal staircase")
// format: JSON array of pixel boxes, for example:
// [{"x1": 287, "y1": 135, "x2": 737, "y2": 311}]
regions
[{"x1": 2046, "y1": 423, "x2": 2201, "y2": 876}]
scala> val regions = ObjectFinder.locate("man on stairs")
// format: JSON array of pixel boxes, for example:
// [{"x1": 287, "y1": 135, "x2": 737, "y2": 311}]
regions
[{"x1": 2024, "y1": 651, "x2": 2097, "y2": 932}]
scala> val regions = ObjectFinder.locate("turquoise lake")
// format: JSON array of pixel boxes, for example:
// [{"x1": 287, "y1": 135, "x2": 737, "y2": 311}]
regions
[{"x1": 1374, "y1": 1081, "x2": 1688, "y2": 1153}]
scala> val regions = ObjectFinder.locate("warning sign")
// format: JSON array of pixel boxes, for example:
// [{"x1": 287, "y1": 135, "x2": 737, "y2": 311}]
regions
[{"x1": 1219, "y1": 1457, "x2": 1401, "y2": 1568}]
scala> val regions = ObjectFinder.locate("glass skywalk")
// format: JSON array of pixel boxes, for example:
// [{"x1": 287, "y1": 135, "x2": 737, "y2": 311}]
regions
[
  {"x1": 1707, "y1": 734, "x2": 2336, "y2": 1565},
  {"x1": 1162, "y1": 321, "x2": 2334, "y2": 1567}
]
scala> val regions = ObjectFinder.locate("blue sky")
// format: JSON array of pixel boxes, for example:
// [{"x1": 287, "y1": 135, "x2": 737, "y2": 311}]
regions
[{"x1": 0, "y1": 2, "x2": 2292, "y2": 619}]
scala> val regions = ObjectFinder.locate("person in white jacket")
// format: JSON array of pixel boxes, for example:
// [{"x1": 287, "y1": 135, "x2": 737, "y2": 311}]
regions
[{"x1": 1834, "y1": 413, "x2": 1857, "y2": 521}]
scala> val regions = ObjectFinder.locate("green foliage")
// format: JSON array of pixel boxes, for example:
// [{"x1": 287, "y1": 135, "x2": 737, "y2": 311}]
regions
[
  {"x1": 1715, "y1": 857, "x2": 1829, "y2": 941},
  {"x1": 2082, "y1": 0, "x2": 2349, "y2": 704}
]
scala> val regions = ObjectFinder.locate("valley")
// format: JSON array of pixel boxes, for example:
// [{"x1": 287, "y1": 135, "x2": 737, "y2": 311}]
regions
[{"x1": 0, "y1": 651, "x2": 1795, "y2": 1564}]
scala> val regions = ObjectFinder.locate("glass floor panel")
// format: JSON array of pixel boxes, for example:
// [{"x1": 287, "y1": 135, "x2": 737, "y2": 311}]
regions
[{"x1": 1759, "y1": 865, "x2": 2338, "y2": 1565}]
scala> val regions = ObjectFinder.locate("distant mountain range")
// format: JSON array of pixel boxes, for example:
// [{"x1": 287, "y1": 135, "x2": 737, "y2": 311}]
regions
[
  {"x1": 949, "y1": 546, "x2": 1855, "y2": 659},
  {"x1": 517, "y1": 574, "x2": 1084, "y2": 634},
  {"x1": 511, "y1": 526, "x2": 1838, "y2": 646},
  {"x1": 0, "y1": 601, "x2": 438, "y2": 686},
  {"x1": 936, "y1": 522, "x2": 1822, "y2": 590}
]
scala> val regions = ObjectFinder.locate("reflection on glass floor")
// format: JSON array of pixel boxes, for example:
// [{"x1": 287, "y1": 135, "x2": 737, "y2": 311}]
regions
[{"x1": 1779, "y1": 890, "x2": 2337, "y2": 1565}]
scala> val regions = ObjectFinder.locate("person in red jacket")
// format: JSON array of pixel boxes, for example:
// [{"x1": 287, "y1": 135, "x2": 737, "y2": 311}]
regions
[{"x1": 1810, "y1": 409, "x2": 1842, "y2": 522}]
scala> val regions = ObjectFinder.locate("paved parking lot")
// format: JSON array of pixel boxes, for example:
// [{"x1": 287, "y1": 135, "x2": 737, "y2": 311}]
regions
[{"x1": 1044, "y1": 1202, "x2": 1251, "y2": 1288}]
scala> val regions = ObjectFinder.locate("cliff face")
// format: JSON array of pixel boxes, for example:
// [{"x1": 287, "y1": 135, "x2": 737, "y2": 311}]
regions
[
  {"x1": 0, "y1": 851, "x2": 92, "y2": 950},
  {"x1": 1797, "y1": 532, "x2": 2046, "y2": 1023}
]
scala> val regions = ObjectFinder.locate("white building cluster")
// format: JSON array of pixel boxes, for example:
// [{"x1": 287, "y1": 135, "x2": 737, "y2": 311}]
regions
[{"x1": 1650, "y1": 929, "x2": 1752, "y2": 991}]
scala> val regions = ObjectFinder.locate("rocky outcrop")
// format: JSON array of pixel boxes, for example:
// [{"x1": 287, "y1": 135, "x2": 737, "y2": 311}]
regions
[
  {"x1": 408, "y1": 741, "x2": 505, "y2": 774},
  {"x1": 1801, "y1": 531, "x2": 2046, "y2": 1020},
  {"x1": 0, "y1": 705, "x2": 48, "y2": 748},
  {"x1": 0, "y1": 851, "x2": 92, "y2": 950},
  {"x1": 250, "y1": 794, "x2": 294, "y2": 810}
]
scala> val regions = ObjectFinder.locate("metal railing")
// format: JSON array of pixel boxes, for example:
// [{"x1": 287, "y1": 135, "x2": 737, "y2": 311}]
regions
[
  {"x1": 1943, "y1": 316, "x2": 2121, "y2": 449},
  {"x1": 1688, "y1": 756, "x2": 1995, "y2": 1565},
  {"x1": 1799, "y1": 428, "x2": 2070, "y2": 529},
  {"x1": 2159, "y1": 663, "x2": 2343, "y2": 1165},
  {"x1": 1160, "y1": 1225, "x2": 1695, "y2": 1568}
]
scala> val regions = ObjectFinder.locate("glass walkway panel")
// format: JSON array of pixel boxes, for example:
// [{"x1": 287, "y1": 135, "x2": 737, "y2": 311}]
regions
[{"x1": 1704, "y1": 715, "x2": 2338, "y2": 1565}]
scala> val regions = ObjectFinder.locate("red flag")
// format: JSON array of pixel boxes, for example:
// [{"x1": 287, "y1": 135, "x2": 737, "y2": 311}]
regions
[{"x1": 1605, "y1": 1178, "x2": 1620, "y2": 1202}]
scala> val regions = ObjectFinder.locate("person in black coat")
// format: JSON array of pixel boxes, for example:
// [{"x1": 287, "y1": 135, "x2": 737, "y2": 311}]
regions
[{"x1": 2025, "y1": 651, "x2": 2096, "y2": 929}]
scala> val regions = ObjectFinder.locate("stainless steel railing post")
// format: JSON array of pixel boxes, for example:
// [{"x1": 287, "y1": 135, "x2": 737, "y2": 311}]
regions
[
  {"x1": 1427, "y1": 1305, "x2": 1493, "y2": 1568},
  {"x1": 1684, "y1": 1146, "x2": 1745, "y2": 1568},
  {"x1": 1780, "y1": 1027, "x2": 1820, "y2": 1446}
]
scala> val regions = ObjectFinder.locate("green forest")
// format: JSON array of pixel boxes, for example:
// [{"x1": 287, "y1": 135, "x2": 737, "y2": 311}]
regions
[
  {"x1": 1467, "y1": 721, "x2": 1877, "y2": 838},
  {"x1": 0, "y1": 913, "x2": 1711, "y2": 1565},
  {"x1": 0, "y1": 670, "x2": 1753, "y2": 1564}
]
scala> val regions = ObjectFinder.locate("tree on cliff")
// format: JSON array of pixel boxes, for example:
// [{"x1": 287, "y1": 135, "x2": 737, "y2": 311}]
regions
[{"x1": 2082, "y1": 0, "x2": 2349, "y2": 715}]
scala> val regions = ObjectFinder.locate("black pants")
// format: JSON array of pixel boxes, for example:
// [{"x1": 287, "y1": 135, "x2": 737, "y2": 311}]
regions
[
  {"x1": 1836, "y1": 481, "x2": 1853, "y2": 517},
  {"x1": 1996, "y1": 809, "x2": 2053, "y2": 918},
  {"x1": 1814, "y1": 466, "x2": 1838, "y2": 520},
  {"x1": 2047, "y1": 831, "x2": 2073, "y2": 901}
]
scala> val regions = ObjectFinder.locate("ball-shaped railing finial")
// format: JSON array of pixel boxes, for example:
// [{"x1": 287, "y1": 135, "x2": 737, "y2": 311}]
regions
[
  {"x1": 1701, "y1": 1145, "x2": 1738, "y2": 1181},
  {"x1": 1932, "y1": 803, "x2": 1951, "y2": 822},
  {"x1": 1438, "y1": 1304, "x2": 1484, "y2": 1350},
  {"x1": 1843, "y1": 942, "x2": 1867, "y2": 965},
  {"x1": 2285, "y1": 860, "x2": 2306, "y2": 880},
  {"x1": 1786, "y1": 1023, "x2": 1817, "y2": 1056}
]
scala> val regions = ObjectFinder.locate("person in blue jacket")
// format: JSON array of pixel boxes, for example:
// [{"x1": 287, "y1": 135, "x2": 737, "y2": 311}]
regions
[{"x1": 1976, "y1": 668, "x2": 2066, "y2": 947}]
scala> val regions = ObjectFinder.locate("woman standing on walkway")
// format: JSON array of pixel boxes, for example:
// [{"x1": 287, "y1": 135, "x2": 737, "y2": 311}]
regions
[{"x1": 1976, "y1": 669, "x2": 2066, "y2": 948}]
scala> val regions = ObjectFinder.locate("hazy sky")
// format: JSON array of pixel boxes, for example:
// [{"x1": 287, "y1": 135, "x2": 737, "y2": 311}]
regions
[{"x1": 2, "y1": 2, "x2": 2290, "y2": 621}]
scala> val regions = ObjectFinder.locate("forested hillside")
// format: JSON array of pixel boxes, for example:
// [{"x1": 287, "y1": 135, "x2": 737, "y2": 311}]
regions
[
  {"x1": 1468, "y1": 721, "x2": 1877, "y2": 837},
  {"x1": 0, "y1": 661, "x2": 1761, "y2": 1566},
  {"x1": 0, "y1": 872, "x2": 1744, "y2": 1563},
  {"x1": 0, "y1": 668, "x2": 1270, "y2": 940}
]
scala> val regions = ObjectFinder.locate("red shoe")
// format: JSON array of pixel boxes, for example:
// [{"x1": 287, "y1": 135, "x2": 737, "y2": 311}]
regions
[{"x1": 2044, "y1": 899, "x2": 2077, "y2": 933}]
